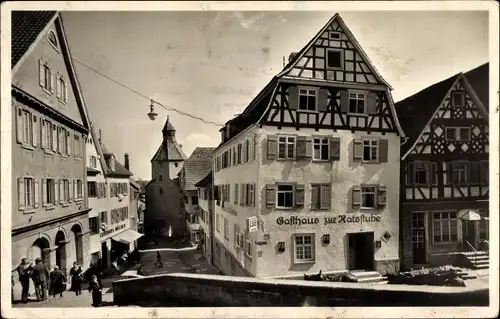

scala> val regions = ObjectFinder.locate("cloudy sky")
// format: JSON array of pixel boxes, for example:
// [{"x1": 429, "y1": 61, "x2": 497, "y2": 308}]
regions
[{"x1": 61, "y1": 10, "x2": 488, "y2": 180}]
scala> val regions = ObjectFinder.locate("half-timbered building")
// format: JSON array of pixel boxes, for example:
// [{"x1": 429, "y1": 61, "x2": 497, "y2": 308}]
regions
[
  {"x1": 396, "y1": 63, "x2": 489, "y2": 271},
  {"x1": 212, "y1": 13, "x2": 405, "y2": 278}
]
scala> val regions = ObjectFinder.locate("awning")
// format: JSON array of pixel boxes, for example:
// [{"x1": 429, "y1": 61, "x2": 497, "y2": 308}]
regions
[
  {"x1": 112, "y1": 229, "x2": 144, "y2": 244},
  {"x1": 460, "y1": 210, "x2": 482, "y2": 221}
]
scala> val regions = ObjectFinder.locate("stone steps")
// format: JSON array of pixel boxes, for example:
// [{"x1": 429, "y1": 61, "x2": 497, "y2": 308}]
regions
[
  {"x1": 464, "y1": 252, "x2": 489, "y2": 270},
  {"x1": 348, "y1": 271, "x2": 385, "y2": 284}
]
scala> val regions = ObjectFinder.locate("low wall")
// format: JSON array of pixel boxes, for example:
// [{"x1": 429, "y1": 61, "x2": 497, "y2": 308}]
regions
[{"x1": 113, "y1": 273, "x2": 489, "y2": 307}]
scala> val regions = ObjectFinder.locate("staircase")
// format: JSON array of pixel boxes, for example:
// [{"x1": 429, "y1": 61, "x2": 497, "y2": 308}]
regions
[
  {"x1": 347, "y1": 270, "x2": 387, "y2": 284},
  {"x1": 463, "y1": 251, "x2": 489, "y2": 270}
]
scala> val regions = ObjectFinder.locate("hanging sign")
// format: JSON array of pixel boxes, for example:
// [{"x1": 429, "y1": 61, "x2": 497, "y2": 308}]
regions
[
  {"x1": 276, "y1": 214, "x2": 381, "y2": 226},
  {"x1": 247, "y1": 217, "x2": 258, "y2": 232}
]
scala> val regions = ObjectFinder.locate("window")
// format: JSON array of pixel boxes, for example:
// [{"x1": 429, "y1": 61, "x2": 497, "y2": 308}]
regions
[
  {"x1": 88, "y1": 181, "x2": 97, "y2": 197},
  {"x1": 245, "y1": 235, "x2": 253, "y2": 258},
  {"x1": 247, "y1": 184, "x2": 255, "y2": 206},
  {"x1": 216, "y1": 213, "x2": 220, "y2": 232},
  {"x1": 174, "y1": 162, "x2": 178, "y2": 167},
  {"x1": 294, "y1": 234, "x2": 315, "y2": 262},
  {"x1": 278, "y1": 136, "x2": 295, "y2": 159},
  {"x1": 100, "y1": 211, "x2": 108, "y2": 225},
  {"x1": 58, "y1": 127, "x2": 68, "y2": 154},
  {"x1": 326, "y1": 49, "x2": 343, "y2": 69},
  {"x1": 361, "y1": 186, "x2": 376, "y2": 209},
  {"x1": 48, "y1": 30, "x2": 58, "y2": 48},
  {"x1": 62, "y1": 179, "x2": 70, "y2": 203},
  {"x1": 451, "y1": 91, "x2": 465, "y2": 107},
  {"x1": 21, "y1": 109, "x2": 33, "y2": 145},
  {"x1": 298, "y1": 87, "x2": 317, "y2": 111},
  {"x1": 452, "y1": 162, "x2": 468, "y2": 184},
  {"x1": 56, "y1": 75, "x2": 68, "y2": 103},
  {"x1": 45, "y1": 178, "x2": 56, "y2": 205},
  {"x1": 311, "y1": 184, "x2": 331, "y2": 210},
  {"x1": 313, "y1": 137, "x2": 329, "y2": 160},
  {"x1": 348, "y1": 91, "x2": 366, "y2": 114},
  {"x1": 23, "y1": 177, "x2": 35, "y2": 207},
  {"x1": 362, "y1": 139, "x2": 378, "y2": 162},
  {"x1": 224, "y1": 218, "x2": 229, "y2": 240},
  {"x1": 158, "y1": 175, "x2": 162, "y2": 181},
  {"x1": 42, "y1": 119, "x2": 55, "y2": 150},
  {"x1": 39, "y1": 60, "x2": 53, "y2": 92},
  {"x1": 277, "y1": 184, "x2": 294, "y2": 209},
  {"x1": 191, "y1": 231, "x2": 200, "y2": 242},
  {"x1": 89, "y1": 217, "x2": 99, "y2": 234},
  {"x1": 414, "y1": 162, "x2": 429, "y2": 184},
  {"x1": 245, "y1": 139, "x2": 250, "y2": 162},
  {"x1": 445, "y1": 127, "x2": 470, "y2": 142},
  {"x1": 234, "y1": 224, "x2": 241, "y2": 249},
  {"x1": 90, "y1": 155, "x2": 97, "y2": 168},
  {"x1": 76, "y1": 180, "x2": 83, "y2": 199},
  {"x1": 329, "y1": 31, "x2": 341, "y2": 39},
  {"x1": 433, "y1": 211, "x2": 458, "y2": 243},
  {"x1": 192, "y1": 196, "x2": 198, "y2": 205},
  {"x1": 74, "y1": 135, "x2": 81, "y2": 158}
]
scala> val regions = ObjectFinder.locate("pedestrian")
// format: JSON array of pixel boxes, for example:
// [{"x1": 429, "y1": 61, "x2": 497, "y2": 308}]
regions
[
  {"x1": 16, "y1": 258, "x2": 33, "y2": 303},
  {"x1": 88, "y1": 275, "x2": 103, "y2": 307},
  {"x1": 49, "y1": 265, "x2": 66, "y2": 298},
  {"x1": 155, "y1": 251, "x2": 163, "y2": 268},
  {"x1": 30, "y1": 257, "x2": 49, "y2": 301},
  {"x1": 69, "y1": 262, "x2": 83, "y2": 296}
]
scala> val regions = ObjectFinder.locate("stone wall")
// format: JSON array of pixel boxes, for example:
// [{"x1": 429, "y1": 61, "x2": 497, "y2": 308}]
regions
[{"x1": 113, "y1": 273, "x2": 488, "y2": 307}]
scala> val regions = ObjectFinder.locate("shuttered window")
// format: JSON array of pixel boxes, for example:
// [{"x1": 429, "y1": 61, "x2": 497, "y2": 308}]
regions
[
  {"x1": 277, "y1": 136, "x2": 296, "y2": 160},
  {"x1": 353, "y1": 138, "x2": 388, "y2": 163},
  {"x1": 311, "y1": 184, "x2": 331, "y2": 210},
  {"x1": 352, "y1": 185, "x2": 387, "y2": 210}
]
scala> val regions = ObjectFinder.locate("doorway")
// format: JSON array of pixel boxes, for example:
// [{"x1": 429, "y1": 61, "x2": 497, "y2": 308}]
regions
[
  {"x1": 462, "y1": 220, "x2": 478, "y2": 250},
  {"x1": 411, "y1": 212, "x2": 427, "y2": 264},
  {"x1": 348, "y1": 232, "x2": 374, "y2": 270},
  {"x1": 101, "y1": 242, "x2": 108, "y2": 269}
]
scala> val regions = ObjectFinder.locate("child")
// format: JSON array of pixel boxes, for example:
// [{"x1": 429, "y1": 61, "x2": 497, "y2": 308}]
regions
[{"x1": 88, "y1": 275, "x2": 102, "y2": 307}]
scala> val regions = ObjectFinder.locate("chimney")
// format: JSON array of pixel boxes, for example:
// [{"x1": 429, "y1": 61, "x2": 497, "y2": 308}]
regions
[
  {"x1": 124, "y1": 153, "x2": 130, "y2": 170},
  {"x1": 288, "y1": 52, "x2": 298, "y2": 63}
]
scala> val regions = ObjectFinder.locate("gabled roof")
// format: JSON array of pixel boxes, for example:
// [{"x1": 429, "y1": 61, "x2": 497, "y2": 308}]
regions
[
  {"x1": 11, "y1": 11, "x2": 57, "y2": 69},
  {"x1": 130, "y1": 179, "x2": 141, "y2": 191},
  {"x1": 195, "y1": 171, "x2": 212, "y2": 188},
  {"x1": 395, "y1": 62, "x2": 489, "y2": 157},
  {"x1": 182, "y1": 147, "x2": 215, "y2": 191},
  {"x1": 151, "y1": 142, "x2": 187, "y2": 162}
]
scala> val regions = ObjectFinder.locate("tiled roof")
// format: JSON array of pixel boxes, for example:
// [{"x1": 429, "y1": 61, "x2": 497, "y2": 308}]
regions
[
  {"x1": 11, "y1": 11, "x2": 57, "y2": 68},
  {"x1": 195, "y1": 171, "x2": 212, "y2": 188},
  {"x1": 151, "y1": 141, "x2": 187, "y2": 162},
  {"x1": 464, "y1": 63, "x2": 489, "y2": 112},
  {"x1": 183, "y1": 147, "x2": 215, "y2": 191},
  {"x1": 107, "y1": 159, "x2": 133, "y2": 178},
  {"x1": 86, "y1": 167, "x2": 100, "y2": 175},
  {"x1": 395, "y1": 73, "x2": 460, "y2": 155}
]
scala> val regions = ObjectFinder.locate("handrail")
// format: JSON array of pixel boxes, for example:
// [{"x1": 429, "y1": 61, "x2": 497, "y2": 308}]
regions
[{"x1": 464, "y1": 240, "x2": 478, "y2": 260}]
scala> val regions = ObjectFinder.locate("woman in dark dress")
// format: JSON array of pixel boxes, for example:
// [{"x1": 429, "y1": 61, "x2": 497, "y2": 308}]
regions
[
  {"x1": 88, "y1": 275, "x2": 102, "y2": 307},
  {"x1": 49, "y1": 265, "x2": 66, "y2": 298},
  {"x1": 69, "y1": 262, "x2": 83, "y2": 295}
]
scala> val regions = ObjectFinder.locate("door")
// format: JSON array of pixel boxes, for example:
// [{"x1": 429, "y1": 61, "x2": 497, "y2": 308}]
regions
[
  {"x1": 462, "y1": 220, "x2": 478, "y2": 250},
  {"x1": 348, "y1": 232, "x2": 375, "y2": 270},
  {"x1": 411, "y1": 212, "x2": 427, "y2": 264},
  {"x1": 101, "y1": 242, "x2": 108, "y2": 268}
]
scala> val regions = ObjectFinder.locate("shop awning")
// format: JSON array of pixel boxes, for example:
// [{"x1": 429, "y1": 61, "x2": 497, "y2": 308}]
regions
[
  {"x1": 112, "y1": 229, "x2": 144, "y2": 244},
  {"x1": 460, "y1": 210, "x2": 482, "y2": 221}
]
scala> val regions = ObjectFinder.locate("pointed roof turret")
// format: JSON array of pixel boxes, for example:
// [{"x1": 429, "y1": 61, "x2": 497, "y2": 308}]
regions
[{"x1": 162, "y1": 116, "x2": 176, "y2": 134}]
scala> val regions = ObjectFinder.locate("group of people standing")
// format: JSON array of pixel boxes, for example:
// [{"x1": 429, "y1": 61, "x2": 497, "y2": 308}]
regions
[{"x1": 16, "y1": 257, "x2": 104, "y2": 307}]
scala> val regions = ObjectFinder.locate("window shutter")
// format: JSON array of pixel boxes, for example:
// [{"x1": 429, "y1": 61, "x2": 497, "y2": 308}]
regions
[
  {"x1": 243, "y1": 140, "x2": 248, "y2": 163},
  {"x1": 52, "y1": 125, "x2": 57, "y2": 152},
  {"x1": 56, "y1": 75, "x2": 62, "y2": 99},
  {"x1": 407, "y1": 162, "x2": 415, "y2": 185},
  {"x1": 296, "y1": 136, "x2": 307, "y2": 160},
  {"x1": 318, "y1": 89, "x2": 329, "y2": 112},
  {"x1": 266, "y1": 184, "x2": 276, "y2": 208},
  {"x1": 68, "y1": 180, "x2": 73, "y2": 203},
  {"x1": 16, "y1": 107, "x2": 23, "y2": 143},
  {"x1": 311, "y1": 185, "x2": 319, "y2": 209},
  {"x1": 59, "y1": 180, "x2": 64, "y2": 204},
  {"x1": 239, "y1": 183, "x2": 244, "y2": 205},
  {"x1": 32, "y1": 115, "x2": 39, "y2": 147},
  {"x1": 234, "y1": 224, "x2": 238, "y2": 249},
  {"x1": 250, "y1": 183, "x2": 255, "y2": 207},
  {"x1": 377, "y1": 185, "x2": 387, "y2": 208},
  {"x1": 448, "y1": 162, "x2": 455, "y2": 185},
  {"x1": 288, "y1": 86, "x2": 299, "y2": 110},
  {"x1": 41, "y1": 120, "x2": 46, "y2": 149},
  {"x1": 49, "y1": 69, "x2": 55, "y2": 93},
  {"x1": 242, "y1": 184, "x2": 247, "y2": 206},
  {"x1": 340, "y1": 90, "x2": 349, "y2": 113},
  {"x1": 353, "y1": 139, "x2": 363, "y2": 161},
  {"x1": 18, "y1": 178, "x2": 25, "y2": 208},
  {"x1": 431, "y1": 162, "x2": 438, "y2": 185},
  {"x1": 367, "y1": 92, "x2": 377, "y2": 114},
  {"x1": 54, "y1": 180, "x2": 59, "y2": 204},
  {"x1": 67, "y1": 131, "x2": 71, "y2": 155},
  {"x1": 295, "y1": 184, "x2": 305, "y2": 208},
  {"x1": 320, "y1": 185, "x2": 331, "y2": 210},
  {"x1": 42, "y1": 179, "x2": 47, "y2": 205},
  {"x1": 73, "y1": 180, "x2": 77, "y2": 201},
  {"x1": 352, "y1": 186, "x2": 361, "y2": 209},
  {"x1": 234, "y1": 184, "x2": 238, "y2": 204},
  {"x1": 227, "y1": 184, "x2": 231, "y2": 203},
  {"x1": 267, "y1": 135, "x2": 277, "y2": 160},
  {"x1": 378, "y1": 139, "x2": 388, "y2": 163},
  {"x1": 305, "y1": 137, "x2": 313, "y2": 159},
  {"x1": 39, "y1": 59, "x2": 45, "y2": 87},
  {"x1": 330, "y1": 137, "x2": 341, "y2": 161},
  {"x1": 64, "y1": 81, "x2": 68, "y2": 102},
  {"x1": 34, "y1": 179, "x2": 40, "y2": 208},
  {"x1": 252, "y1": 134, "x2": 257, "y2": 161}
]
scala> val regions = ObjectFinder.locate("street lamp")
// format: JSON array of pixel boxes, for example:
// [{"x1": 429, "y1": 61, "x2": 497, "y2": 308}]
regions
[{"x1": 147, "y1": 100, "x2": 158, "y2": 121}]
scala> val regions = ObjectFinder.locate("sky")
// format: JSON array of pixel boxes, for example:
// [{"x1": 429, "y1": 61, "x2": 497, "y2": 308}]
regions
[{"x1": 61, "y1": 10, "x2": 489, "y2": 180}]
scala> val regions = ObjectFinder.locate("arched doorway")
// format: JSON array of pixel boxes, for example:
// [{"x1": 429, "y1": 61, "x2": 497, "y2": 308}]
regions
[
  {"x1": 29, "y1": 237, "x2": 51, "y2": 296},
  {"x1": 55, "y1": 231, "x2": 67, "y2": 273},
  {"x1": 71, "y1": 224, "x2": 83, "y2": 265}
]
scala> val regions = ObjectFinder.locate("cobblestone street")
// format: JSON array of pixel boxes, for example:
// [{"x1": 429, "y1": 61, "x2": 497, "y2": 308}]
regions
[{"x1": 12, "y1": 289, "x2": 116, "y2": 308}]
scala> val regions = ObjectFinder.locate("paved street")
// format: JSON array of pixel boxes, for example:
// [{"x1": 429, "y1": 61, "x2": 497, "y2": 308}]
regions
[{"x1": 12, "y1": 289, "x2": 116, "y2": 308}]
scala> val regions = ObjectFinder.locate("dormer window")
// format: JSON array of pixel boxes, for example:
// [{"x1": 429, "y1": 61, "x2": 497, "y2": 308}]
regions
[
  {"x1": 48, "y1": 30, "x2": 59, "y2": 49},
  {"x1": 451, "y1": 91, "x2": 465, "y2": 107}
]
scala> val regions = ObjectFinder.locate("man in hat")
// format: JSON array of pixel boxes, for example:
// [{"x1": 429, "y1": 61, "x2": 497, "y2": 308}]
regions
[
  {"x1": 17, "y1": 258, "x2": 33, "y2": 303},
  {"x1": 30, "y1": 257, "x2": 50, "y2": 301}
]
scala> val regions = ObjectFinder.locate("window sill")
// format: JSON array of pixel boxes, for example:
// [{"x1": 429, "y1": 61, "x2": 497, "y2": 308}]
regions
[
  {"x1": 297, "y1": 109, "x2": 319, "y2": 113},
  {"x1": 62, "y1": 203, "x2": 70, "y2": 207},
  {"x1": 20, "y1": 144, "x2": 35, "y2": 151},
  {"x1": 347, "y1": 112, "x2": 369, "y2": 117},
  {"x1": 41, "y1": 88, "x2": 53, "y2": 96},
  {"x1": 275, "y1": 207, "x2": 295, "y2": 210},
  {"x1": 44, "y1": 204, "x2": 56, "y2": 211},
  {"x1": 20, "y1": 208, "x2": 36, "y2": 214},
  {"x1": 57, "y1": 99, "x2": 68, "y2": 105},
  {"x1": 312, "y1": 159, "x2": 330, "y2": 162},
  {"x1": 43, "y1": 149, "x2": 55, "y2": 155},
  {"x1": 293, "y1": 260, "x2": 316, "y2": 265},
  {"x1": 326, "y1": 66, "x2": 343, "y2": 71},
  {"x1": 244, "y1": 254, "x2": 253, "y2": 260}
]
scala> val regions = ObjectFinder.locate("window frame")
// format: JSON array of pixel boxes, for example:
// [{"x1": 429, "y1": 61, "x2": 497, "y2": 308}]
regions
[
  {"x1": 312, "y1": 136, "x2": 330, "y2": 161},
  {"x1": 452, "y1": 161, "x2": 468, "y2": 185},
  {"x1": 224, "y1": 218, "x2": 229, "y2": 240},
  {"x1": 47, "y1": 30, "x2": 59, "y2": 50},
  {"x1": 451, "y1": 91, "x2": 465, "y2": 107},
  {"x1": 40, "y1": 60, "x2": 53, "y2": 94},
  {"x1": 277, "y1": 135, "x2": 296, "y2": 160},
  {"x1": 329, "y1": 31, "x2": 341, "y2": 40},
  {"x1": 413, "y1": 161, "x2": 429, "y2": 185},
  {"x1": 45, "y1": 178, "x2": 57, "y2": 206},
  {"x1": 362, "y1": 138, "x2": 379, "y2": 163},
  {"x1": 56, "y1": 73, "x2": 68, "y2": 104},
  {"x1": 445, "y1": 127, "x2": 471, "y2": 142},
  {"x1": 23, "y1": 177, "x2": 35, "y2": 208},
  {"x1": 326, "y1": 48, "x2": 344, "y2": 70},
  {"x1": 88, "y1": 181, "x2": 97, "y2": 198},
  {"x1": 245, "y1": 234, "x2": 253, "y2": 259},
  {"x1": 297, "y1": 86, "x2": 318, "y2": 112},
  {"x1": 276, "y1": 184, "x2": 295, "y2": 209},
  {"x1": 347, "y1": 90, "x2": 367, "y2": 115},
  {"x1": 293, "y1": 233, "x2": 316, "y2": 264},
  {"x1": 432, "y1": 211, "x2": 458, "y2": 243},
  {"x1": 360, "y1": 185, "x2": 377, "y2": 210}
]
